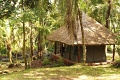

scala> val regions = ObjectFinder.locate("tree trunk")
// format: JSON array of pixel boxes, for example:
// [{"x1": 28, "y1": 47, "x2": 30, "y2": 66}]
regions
[
  {"x1": 66, "y1": 0, "x2": 75, "y2": 40},
  {"x1": 105, "y1": 0, "x2": 112, "y2": 55},
  {"x1": 78, "y1": 9, "x2": 86, "y2": 63},
  {"x1": 105, "y1": 0, "x2": 111, "y2": 29},
  {"x1": 54, "y1": 42, "x2": 57, "y2": 55},
  {"x1": 30, "y1": 22, "x2": 33, "y2": 60},
  {"x1": 112, "y1": 44, "x2": 115, "y2": 62},
  {"x1": 22, "y1": 0, "x2": 27, "y2": 69},
  {"x1": 7, "y1": 44, "x2": 13, "y2": 64},
  {"x1": 23, "y1": 19, "x2": 27, "y2": 69},
  {"x1": 37, "y1": 31, "x2": 42, "y2": 58},
  {"x1": 15, "y1": 52, "x2": 18, "y2": 62},
  {"x1": 9, "y1": 50, "x2": 12, "y2": 63},
  {"x1": 28, "y1": 21, "x2": 33, "y2": 68}
]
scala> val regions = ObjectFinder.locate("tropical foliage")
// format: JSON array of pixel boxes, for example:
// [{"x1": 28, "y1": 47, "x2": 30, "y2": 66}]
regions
[{"x1": 0, "y1": 0, "x2": 120, "y2": 68}]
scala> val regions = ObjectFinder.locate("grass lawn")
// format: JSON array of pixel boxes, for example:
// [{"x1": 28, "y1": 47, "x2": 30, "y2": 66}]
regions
[{"x1": 0, "y1": 64, "x2": 120, "y2": 80}]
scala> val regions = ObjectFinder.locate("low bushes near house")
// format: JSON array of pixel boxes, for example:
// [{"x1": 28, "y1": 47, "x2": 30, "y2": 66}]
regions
[
  {"x1": 30, "y1": 56, "x2": 65, "y2": 68},
  {"x1": 117, "y1": 48, "x2": 120, "y2": 57},
  {"x1": 42, "y1": 57, "x2": 65, "y2": 67},
  {"x1": 8, "y1": 63, "x2": 23, "y2": 68},
  {"x1": 112, "y1": 59, "x2": 120, "y2": 68},
  {"x1": 51, "y1": 57, "x2": 65, "y2": 67},
  {"x1": 42, "y1": 57, "x2": 52, "y2": 67},
  {"x1": 31, "y1": 60, "x2": 42, "y2": 68}
]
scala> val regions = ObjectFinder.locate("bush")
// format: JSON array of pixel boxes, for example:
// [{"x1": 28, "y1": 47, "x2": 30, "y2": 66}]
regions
[
  {"x1": 107, "y1": 45, "x2": 112, "y2": 52},
  {"x1": 42, "y1": 57, "x2": 65, "y2": 67},
  {"x1": 112, "y1": 59, "x2": 120, "y2": 68},
  {"x1": 117, "y1": 46, "x2": 120, "y2": 57},
  {"x1": 42, "y1": 57, "x2": 51, "y2": 66},
  {"x1": 31, "y1": 60, "x2": 42, "y2": 68},
  {"x1": 52, "y1": 57, "x2": 65, "y2": 67},
  {"x1": 0, "y1": 48, "x2": 7, "y2": 56},
  {"x1": 57, "y1": 57, "x2": 64, "y2": 65}
]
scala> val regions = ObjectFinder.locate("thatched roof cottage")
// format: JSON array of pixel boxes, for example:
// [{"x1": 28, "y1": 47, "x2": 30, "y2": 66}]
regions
[{"x1": 47, "y1": 13, "x2": 115, "y2": 63}]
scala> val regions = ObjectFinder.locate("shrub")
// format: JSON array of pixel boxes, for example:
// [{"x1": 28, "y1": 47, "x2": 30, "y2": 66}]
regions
[
  {"x1": 52, "y1": 57, "x2": 65, "y2": 67},
  {"x1": 42, "y1": 57, "x2": 51, "y2": 66},
  {"x1": 112, "y1": 59, "x2": 120, "y2": 68}
]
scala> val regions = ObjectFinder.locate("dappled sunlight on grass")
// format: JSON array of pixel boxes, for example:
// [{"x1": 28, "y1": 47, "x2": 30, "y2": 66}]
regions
[
  {"x1": 49, "y1": 73, "x2": 58, "y2": 76},
  {"x1": 0, "y1": 64, "x2": 120, "y2": 80},
  {"x1": 73, "y1": 74, "x2": 120, "y2": 80},
  {"x1": 73, "y1": 75, "x2": 95, "y2": 80},
  {"x1": 23, "y1": 71, "x2": 46, "y2": 79}
]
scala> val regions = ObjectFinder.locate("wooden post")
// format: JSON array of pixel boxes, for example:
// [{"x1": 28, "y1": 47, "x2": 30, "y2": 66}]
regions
[
  {"x1": 54, "y1": 42, "x2": 57, "y2": 55},
  {"x1": 112, "y1": 44, "x2": 115, "y2": 62},
  {"x1": 78, "y1": 45, "x2": 80, "y2": 63},
  {"x1": 68, "y1": 46, "x2": 71, "y2": 60},
  {"x1": 60, "y1": 43, "x2": 63, "y2": 57}
]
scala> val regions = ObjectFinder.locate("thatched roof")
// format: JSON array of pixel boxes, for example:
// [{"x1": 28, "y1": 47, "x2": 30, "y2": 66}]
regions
[{"x1": 46, "y1": 13, "x2": 115, "y2": 45}]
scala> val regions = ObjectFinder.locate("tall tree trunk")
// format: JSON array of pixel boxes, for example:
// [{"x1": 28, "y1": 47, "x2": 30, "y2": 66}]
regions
[
  {"x1": 30, "y1": 22, "x2": 33, "y2": 60},
  {"x1": 22, "y1": 0, "x2": 27, "y2": 69},
  {"x1": 66, "y1": 0, "x2": 86, "y2": 63},
  {"x1": 78, "y1": 9, "x2": 86, "y2": 63},
  {"x1": 105, "y1": 0, "x2": 111, "y2": 29},
  {"x1": 22, "y1": 18, "x2": 27, "y2": 69},
  {"x1": 37, "y1": 31, "x2": 42, "y2": 59},
  {"x1": 66, "y1": 0, "x2": 75, "y2": 40},
  {"x1": 105, "y1": 0, "x2": 111, "y2": 54},
  {"x1": 8, "y1": 50, "x2": 12, "y2": 63},
  {"x1": 7, "y1": 43, "x2": 12, "y2": 64},
  {"x1": 15, "y1": 52, "x2": 18, "y2": 62},
  {"x1": 27, "y1": 21, "x2": 33, "y2": 68}
]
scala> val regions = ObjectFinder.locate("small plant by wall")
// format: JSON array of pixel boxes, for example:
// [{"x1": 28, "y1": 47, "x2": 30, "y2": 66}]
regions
[
  {"x1": 42, "y1": 57, "x2": 51, "y2": 66},
  {"x1": 52, "y1": 57, "x2": 65, "y2": 67}
]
